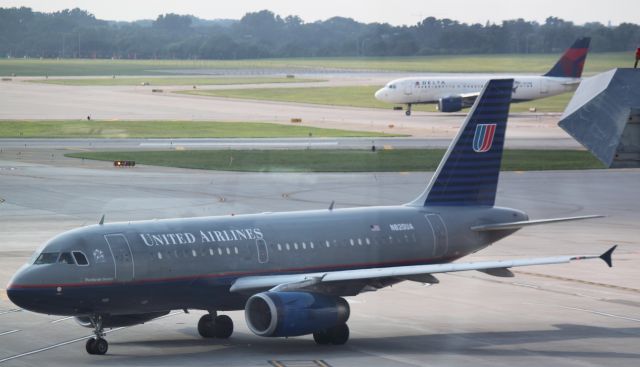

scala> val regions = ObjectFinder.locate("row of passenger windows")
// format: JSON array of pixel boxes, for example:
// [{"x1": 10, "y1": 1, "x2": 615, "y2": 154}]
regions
[
  {"x1": 151, "y1": 233, "x2": 419, "y2": 261},
  {"x1": 34, "y1": 251, "x2": 89, "y2": 266}
]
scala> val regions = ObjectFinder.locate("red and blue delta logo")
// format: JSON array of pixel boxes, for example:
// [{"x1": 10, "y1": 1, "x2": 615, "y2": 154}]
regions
[{"x1": 472, "y1": 123, "x2": 497, "y2": 153}]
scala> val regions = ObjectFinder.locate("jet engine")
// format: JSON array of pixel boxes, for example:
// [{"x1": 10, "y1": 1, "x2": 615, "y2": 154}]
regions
[
  {"x1": 244, "y1": 291, "x2": 350, "y2": 337},
  {"x1": 75, "y1": 311, "x2": 169, "y2": 328},
  {"x1": 438, "y1": 96, "x2": 463, "y2": 112}
]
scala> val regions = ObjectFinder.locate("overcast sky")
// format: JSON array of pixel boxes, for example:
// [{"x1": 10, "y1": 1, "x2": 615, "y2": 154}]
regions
[{"x1": 1, "y1": 0, "x2": 638, "y2": 26}]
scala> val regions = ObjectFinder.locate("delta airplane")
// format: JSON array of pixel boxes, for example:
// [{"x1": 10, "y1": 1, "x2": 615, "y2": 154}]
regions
[
  {"x1": 375, "y1": 38, "x2": 591, "y2": 115},
  {"x1": 7, "y1": 79, "x2": 615, "y2": 356}
]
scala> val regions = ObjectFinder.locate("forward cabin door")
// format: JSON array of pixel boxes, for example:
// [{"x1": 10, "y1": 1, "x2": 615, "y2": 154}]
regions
[
  {"x1": 425, "y1": 214, "x2": 448, "y2": 257},
  {"x1": 404, "y1": 81, "x2": 414, "y2": 96},
  {"x1": 104, "y1": 234, "x2": 135, "y2": 282}
]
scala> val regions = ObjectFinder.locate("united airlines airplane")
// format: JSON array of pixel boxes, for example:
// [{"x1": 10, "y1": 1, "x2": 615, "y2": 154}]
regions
[
  {"x1": 375, "y1": 38, "x2": 591, "y2": 115},
  {"x1": 7, "y1": 79, "x2": 615, "y2": 356}
]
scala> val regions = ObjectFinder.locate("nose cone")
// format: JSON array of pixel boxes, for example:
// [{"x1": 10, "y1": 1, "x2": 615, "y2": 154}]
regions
[{"x1": 374, "y1": 87, "x2": 387, "y2": 102}]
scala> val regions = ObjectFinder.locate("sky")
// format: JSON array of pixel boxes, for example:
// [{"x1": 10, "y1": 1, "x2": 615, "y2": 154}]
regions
[{"x1": 1, "y1": 0, "x2": 638, "y2": 26}]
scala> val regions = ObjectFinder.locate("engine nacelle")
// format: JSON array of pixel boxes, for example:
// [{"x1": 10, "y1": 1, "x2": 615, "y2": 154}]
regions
[
  {"x1": 244, "y1": 291, "x2": 350, "y2": 337},
  {"x1": 75, "y1": 311, "x2": 169, "y2": 328},
  {"x1": 438, "y1": 96, "x2": 463, "y2": 112}
]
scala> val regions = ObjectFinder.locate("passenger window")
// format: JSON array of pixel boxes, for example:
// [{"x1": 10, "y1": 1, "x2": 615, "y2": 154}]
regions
[
  {"x1": 58, "y1": 252, "x2": 75, "y2": 264},
  {"x1": 72, "y1": 251, "x2": 89, "y2": 266},
  {"x1": 34, "y1": 252, "x2": 59, "y2": 265}
]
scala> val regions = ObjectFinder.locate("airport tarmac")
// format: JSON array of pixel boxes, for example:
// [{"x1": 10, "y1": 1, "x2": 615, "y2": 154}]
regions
[
  {"x1": 0, "y1": 76, "x2": 572, "y2": 141},
  {"x1": 0, "y1": 151, "x2": 638, "y2": 366}
]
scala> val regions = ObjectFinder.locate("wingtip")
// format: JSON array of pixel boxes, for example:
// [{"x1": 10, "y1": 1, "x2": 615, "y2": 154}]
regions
[{"x1": 599, "y1": 245, "x2": 617, "y2": 268}]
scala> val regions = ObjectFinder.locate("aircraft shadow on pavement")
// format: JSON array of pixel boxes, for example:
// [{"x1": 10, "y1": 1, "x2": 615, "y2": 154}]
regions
[{"x1": 108, "y1": 324, "x2": 639, "y2": 361}]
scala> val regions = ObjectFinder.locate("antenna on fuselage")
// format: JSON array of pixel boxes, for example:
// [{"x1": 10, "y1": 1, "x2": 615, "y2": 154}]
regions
[
  {"x1": 328, "y1": 201, "x2": 335, "y2": 211},
  {"x1": 98, "y1": 214, "x2": 105, "y2": 225}
]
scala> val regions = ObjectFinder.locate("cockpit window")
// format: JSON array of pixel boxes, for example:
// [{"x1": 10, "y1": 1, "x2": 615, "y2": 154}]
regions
[
  {"x1": 34, "y1": 252, "x2": 59, "y2": 265},
  {"x1": 388, "y1": 84, "x2": 396, "y2": 89},
  {"x1": 58, "y1": 252, "x2": 75, "y2": 265},
  {"x1": 73, "y1": 251, "x2": 89, "y2": 266}
]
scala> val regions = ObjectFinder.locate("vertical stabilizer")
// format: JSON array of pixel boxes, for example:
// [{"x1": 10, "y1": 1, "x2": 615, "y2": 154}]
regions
[
  {"x1": 544, "y1": 37, "x2": 591, "y2": 78},
  {"x1": 408, "y1": 79, "x2": 514, "y2": 207}
]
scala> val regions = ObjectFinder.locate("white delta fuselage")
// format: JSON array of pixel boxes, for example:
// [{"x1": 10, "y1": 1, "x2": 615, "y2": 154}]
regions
[
  {"x1": 375, "y1": 37, "x2": 591, "y2": 114},
  {"x1": 375, "y1": 75, "x2": 577, "y2": 106}
]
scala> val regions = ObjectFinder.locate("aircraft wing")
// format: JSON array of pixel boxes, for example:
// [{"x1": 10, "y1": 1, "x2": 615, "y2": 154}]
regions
[{"x1": 229, "y1": 245, "x2": 616, "y2": 294}]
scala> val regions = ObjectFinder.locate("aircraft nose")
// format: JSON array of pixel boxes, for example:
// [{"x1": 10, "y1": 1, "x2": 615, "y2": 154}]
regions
[{"x1": 374, "y1": 88, "x2": 386, "y2": 101}]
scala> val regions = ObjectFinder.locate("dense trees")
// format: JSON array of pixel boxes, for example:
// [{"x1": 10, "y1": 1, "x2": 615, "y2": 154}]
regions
[{"x1": 1, "y1": 7, "x2": 638, "y2": 59}]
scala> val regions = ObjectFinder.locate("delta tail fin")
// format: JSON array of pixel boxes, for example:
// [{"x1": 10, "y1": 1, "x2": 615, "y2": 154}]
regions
[
  {"x1": 543, "y1": 37, "x2": 591, "y2": 78},
  {"x1": 409, "y1": 79, "x2": 513, "y2": 207}
]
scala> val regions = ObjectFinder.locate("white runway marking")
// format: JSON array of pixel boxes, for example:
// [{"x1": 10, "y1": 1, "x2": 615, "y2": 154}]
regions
[
  {"x1": 50, "y1": 316, "x2": 74, "y2": 324},
  {"x1": 527, "y1": 302, "x2": 640, "y2": 323},
  {"x1": 0, "y1": 309, "x2": 22, "y2": 316},
  {"x1": 0, "y1": 311, "x2": 182, "y2": 364},
  {"x1": 0, "y1": 330, "x2": 20, "y2": 337}
]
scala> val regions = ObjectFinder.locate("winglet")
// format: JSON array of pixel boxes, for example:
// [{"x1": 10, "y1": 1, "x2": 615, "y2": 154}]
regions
[
  {"x1": 599, "y1": 245, "x2": 617, "y2": 268},
  {"x1": 98, "y1": 214, "x2": 105, "y2": 225}
]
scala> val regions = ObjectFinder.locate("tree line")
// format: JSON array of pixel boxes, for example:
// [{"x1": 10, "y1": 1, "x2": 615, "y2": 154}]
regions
[{"x1": 1, "y1": 7, "x2": 638, "y2": 59}]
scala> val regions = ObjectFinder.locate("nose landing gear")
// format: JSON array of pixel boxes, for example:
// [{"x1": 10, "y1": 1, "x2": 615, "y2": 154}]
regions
[
  {"x1": 85, "y1": 315, "x2": 108, "y2": 355},
  {"x1": 405, "y1": 103, "x2": 413, "y2": 116}
]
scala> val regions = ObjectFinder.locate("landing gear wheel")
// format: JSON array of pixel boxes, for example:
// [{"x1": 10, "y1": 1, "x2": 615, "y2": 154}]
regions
[
  {"x1": 93, "y1": 338, "x2": 109, "y2": 355},
  {"x1": 213, "y1": 315, "x2": 233, "y2": 339},
  {"x1": 85, "y1": 337, "x2": 108, "y2": 355},
  {"x1": 328, "y1": 324, "x2": 349, "y2": 345},
  {"x1": 405, "y1": 104, "x2": 412, "y2": 116},
  {"x1": 198, "y1": 313, "x2": 234, "y2": 339},
  {"x1": 198, "y1": 314, "x2": 216, "y2": 338},
  {"x1": 313, "y1": 330, "x2": 331, "y2": 345},
  {"x1": 314, "y1": 324, "x2": 349, "y2": 345},
  {"x1": 85, "y1": 338, "x2": 96, "y2": 354}
]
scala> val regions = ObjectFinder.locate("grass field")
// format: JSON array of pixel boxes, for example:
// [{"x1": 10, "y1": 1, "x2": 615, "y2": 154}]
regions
[
  {"x1": 0, "y1": 120, "x2": 399, "y2": 138},
  {"x1": 29, "y1": 76, "x2": 323, "y2": 86},
  {"x1": 180, "y1": 86, "x2": 573, "y2": 113},
  {"x1": 0, "y1": 52, "x2": 629, "y2": 76},
  {"x1": 66, "y1": 149, "x2": 604, "y2": 172}
]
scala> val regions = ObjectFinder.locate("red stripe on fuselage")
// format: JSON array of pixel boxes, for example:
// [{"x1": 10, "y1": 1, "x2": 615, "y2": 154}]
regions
[{"x1": 7, "y1": 255, "x2": 459, "y2": 290}]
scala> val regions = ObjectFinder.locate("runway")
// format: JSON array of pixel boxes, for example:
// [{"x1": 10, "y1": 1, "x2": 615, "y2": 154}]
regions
[
  {"x1": 0, "y1": 151, "x2": 638, "y2": 366},
  {"x1": 0, "y1": 75, "x2": 573, "y2": 141}
]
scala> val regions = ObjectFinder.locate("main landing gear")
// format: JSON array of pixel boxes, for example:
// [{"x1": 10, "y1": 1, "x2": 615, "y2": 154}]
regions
[
  {"x1": 313, "y1": 323, "x2": 350, "y2": 345},
  {"x1": 405, "y1": 103, "x2": 413, "y2": 116},
  {"x1": 85, "y1": 315, "x2": 108, "y2": 355},
  {"x1": 198, "y1": 311, "x2": 234, "y2": 339}
]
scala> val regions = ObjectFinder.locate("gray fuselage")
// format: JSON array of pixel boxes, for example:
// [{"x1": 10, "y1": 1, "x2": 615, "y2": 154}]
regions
[{"x1": 8, "y1": 204, "x2": 525, "y2": 317}]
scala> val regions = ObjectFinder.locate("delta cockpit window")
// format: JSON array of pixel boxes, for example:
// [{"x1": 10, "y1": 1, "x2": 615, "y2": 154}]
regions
[
  {"x1": 388, "y1": 84, "x2": 396, "y2": 89},
  {"x1": 33, "y1": 252, "x2": 59, "y2": 265}
]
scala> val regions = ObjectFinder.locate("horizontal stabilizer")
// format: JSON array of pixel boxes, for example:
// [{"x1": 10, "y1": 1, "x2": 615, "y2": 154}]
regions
[{"x1": 470, "y1": 215, "x2": 603, "y2": 231}]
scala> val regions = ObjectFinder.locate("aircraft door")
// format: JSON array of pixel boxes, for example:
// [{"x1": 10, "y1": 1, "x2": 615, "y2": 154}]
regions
[
  {"x1": 104, "y1": 234, "x2": 135, "y2": 282},
  {"x1": 540, "y1": 79, "x2": 549, "y2": 95},
  {"x1": 425, "y1": 214, "x2": 448, "y2": 257},
  {"x1": 256, "y1": 239, "x2": 269, "y2": 264},
  {"x1": 404, "y1": 81, "x2": 414, "y2": 96}
]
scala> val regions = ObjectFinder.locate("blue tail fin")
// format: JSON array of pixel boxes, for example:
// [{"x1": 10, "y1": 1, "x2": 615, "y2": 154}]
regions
[
  {"x1": 409, "y1": 79, "x2": 514, "y2": 207},
  {"x1": 544, "y1": 37, "x2": 591, "y2": 78}
]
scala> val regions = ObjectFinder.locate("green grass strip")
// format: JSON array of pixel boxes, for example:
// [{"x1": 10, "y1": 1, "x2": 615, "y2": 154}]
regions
[
  {"x1": 0, "y1": 120, "x2": 399, "y2": 138},
  {"x1": 0, "y1": 53, "x2": 628, "y2": 76},
  {"x1": 66, "y1": 149, "x2": 604, "y2": 172}
]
